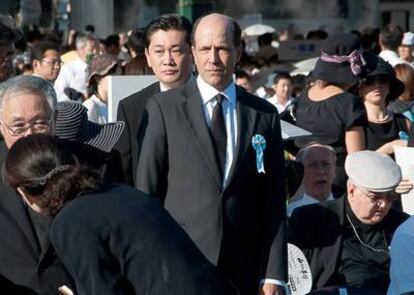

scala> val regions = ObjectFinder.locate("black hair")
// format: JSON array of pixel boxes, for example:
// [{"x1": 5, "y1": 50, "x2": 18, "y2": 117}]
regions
[
  {"x1": 235, "y1": 69, "x2": 251, "y2": 81},
  {"x1": 30, "y1": 41, "x2": 61, "y2": 62},
  {"x1": 103, "y1": 34, "x2": 120, "y2": 47},
  {"x1": 127, "y1": 28, "x2": 146, "y2": 55},
  {"x1": 273, "y1": 71, "x2": 293, "y2": 85},
  {"x1": 379, "y1": 23, "x2": 404, "y2": 51},
  {"x1": 4, "y1": 134, "x2": 102, "y2": 217},
  {"x1": 145, "y1": 13, "x2": 192, "y2": 48}
]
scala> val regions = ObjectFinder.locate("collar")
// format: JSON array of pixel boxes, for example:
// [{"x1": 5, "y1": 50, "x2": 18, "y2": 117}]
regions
[
  {"x1": 160, "y1": 75, "x2": 194, "y2": 92},
  {"x1": 379, "y1": 50, "x2": 399, "y2": 59},
  {"x1": 197, "y1": 75, "x2": 236, "y2": 107},
  {"x1": 303, "y1": 192, "x2": 333, "y2": 202}
]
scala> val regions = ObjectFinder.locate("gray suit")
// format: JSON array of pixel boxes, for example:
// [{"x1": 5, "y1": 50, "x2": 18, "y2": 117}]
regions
[{"x1": 136, "y1": 80, "x2": 287, "y2": 294}]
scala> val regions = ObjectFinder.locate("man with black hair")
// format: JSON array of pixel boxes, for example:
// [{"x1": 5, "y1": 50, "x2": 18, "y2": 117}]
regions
[
  {"x1": 379, "y1": 23, "x2": 406, "y2": 67},
  {"x1": 31, "y1": 41, "x2": 62, "y2": 83},
  {"x1": 116, "y1": 13, "x2": 193, "y2": 185}
]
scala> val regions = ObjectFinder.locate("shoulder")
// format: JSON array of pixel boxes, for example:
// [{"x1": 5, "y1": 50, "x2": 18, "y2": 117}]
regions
[
  {"x1": 237, "y1": 86, "x2": 278, "y2": 114},
  {"x1": 83, "y1": 97, "x2": 96, "y2": 109},
  {"x1": 118, "y1": 82, "x2": 160, "y2": 109},
  {"x1": 149, "y1": 81, "x2": 194, "y2": 107},
  {"x1": 386, "y1": 208, "x2": 410, "y2": 228},
  {"x1": 291, "y1": 197, "x2": 343, "y2": 222}
]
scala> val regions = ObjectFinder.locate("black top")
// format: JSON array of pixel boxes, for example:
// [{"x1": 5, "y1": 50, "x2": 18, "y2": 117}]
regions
[
  {"x1": 294, "y1": 91, "x2": 367, "y2": 166},
  {"x1": 336, "y1": 201, "x2": 390, "y2": 292},
  {"x1": 364, "y1": 113, "x2": 408, "y2": 152}
]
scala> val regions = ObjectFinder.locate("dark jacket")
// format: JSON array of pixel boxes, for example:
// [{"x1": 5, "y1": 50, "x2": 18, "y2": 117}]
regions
[
  {"x1": 116, "y1": 82, "x2": 160, "y2": 185},
  {"x1": 49, "y1": 184, "x2": 238, "y2": 295},
  {"x1": 136, "y1": 80, "x2": 287, "y2": 294}
]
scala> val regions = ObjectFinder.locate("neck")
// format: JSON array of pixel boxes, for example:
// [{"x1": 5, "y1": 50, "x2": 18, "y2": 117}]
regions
[
  {"x1": 277, "y1": 95, "x2": 289, "y2": 105},
  {"x1": 307, "y1": 191, "x2": 330, "y2": 202},
  {"x1": 365, "y1": 103, "x2": 389, "y2": 122}
]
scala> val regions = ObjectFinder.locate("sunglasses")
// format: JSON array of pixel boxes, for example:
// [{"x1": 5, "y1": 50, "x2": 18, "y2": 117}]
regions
[{"x1": 363, "y1": 75, "x2": 389, "y2": 86}]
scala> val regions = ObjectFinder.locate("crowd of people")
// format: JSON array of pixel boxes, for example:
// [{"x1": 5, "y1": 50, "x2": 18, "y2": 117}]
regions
[{"x1": 0, "y1": 8, "x2": 414, "y2": 295}]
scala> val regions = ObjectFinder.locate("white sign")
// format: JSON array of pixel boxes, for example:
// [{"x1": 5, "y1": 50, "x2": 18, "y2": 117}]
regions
[
  {"x1": 107, "y1": 75, "x2": 158, "y2": 123},
  {"x1": 394, "y1": 146, "x2": 414, "y2": 214},
  {"x1": 287, "y1": 243, "x2": 312, "y2": 295}
]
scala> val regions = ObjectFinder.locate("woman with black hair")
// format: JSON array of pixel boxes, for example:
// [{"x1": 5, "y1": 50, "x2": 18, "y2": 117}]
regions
[{"x1": 4, "y1": 134, "x2": 237, "y2": 295}]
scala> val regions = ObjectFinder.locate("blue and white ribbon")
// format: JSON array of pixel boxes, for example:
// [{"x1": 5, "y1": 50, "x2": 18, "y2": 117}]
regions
[
  {"x1": 399, "y1": 131, "x2": 409, "y2": 141},
  {"x1": 252, "y1": 134, "x2": 266, "y2": 174}
]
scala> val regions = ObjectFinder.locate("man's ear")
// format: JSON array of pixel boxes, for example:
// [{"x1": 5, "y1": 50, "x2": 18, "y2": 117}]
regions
[
  {"x1": 32, "y1": 60, "x2": 39, "y2": 69},
  {"x1": 347, "y1": 182, "x2": 356, "y2": 203},
  {"x1": 144, "y1": 48, "x2": 152, "y2": 68}
]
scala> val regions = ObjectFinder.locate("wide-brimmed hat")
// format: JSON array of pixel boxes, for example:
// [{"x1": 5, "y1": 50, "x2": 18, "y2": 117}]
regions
[
  {"x1": 345, "y1": 150, "x2": 401, "y2": 193},
  {"x1": 360, "y1": 52, "x2": 405, "y2": 101},
  {"x1": 311, "y1": 33, "x2": 365, "y2": 84},
  {"x1": 55, "y1": 101, "x2": 124, "y2": 153},
  {"x1": 87, "y1": 54, "x2": 119, "y2": 86}
]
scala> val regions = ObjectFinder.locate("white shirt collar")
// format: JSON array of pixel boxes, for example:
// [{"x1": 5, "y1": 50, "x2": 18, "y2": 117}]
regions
[
  {"x1": 196, "y1": 75, "x2": 236, "y2": 107},
  {"x1": 302, "y1": 191, "x2": 334, "y2": 202}
]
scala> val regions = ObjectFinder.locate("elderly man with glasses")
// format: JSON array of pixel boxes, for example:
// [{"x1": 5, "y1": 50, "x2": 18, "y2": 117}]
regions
[
  {"x1": 289, "y1": 150, "x2": 409, "y2": 295},
  {"x1": 0, "y1": 75, "x2": 122, "y2": 294}
]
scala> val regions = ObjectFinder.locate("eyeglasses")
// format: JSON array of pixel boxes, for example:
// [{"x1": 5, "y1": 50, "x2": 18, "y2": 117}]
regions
[
  {"x1": 41, "y1": 59, "x2": 63, "y2": 67},
  {"x1": 355, "y1": 185, "x2": 398, "y2": 203},
  {"x1": 363, "y1": 75, "x2": 389, "y2": 86},
  {"x1": 0, "y1": 117, "x2": 52, "y2": 137}
]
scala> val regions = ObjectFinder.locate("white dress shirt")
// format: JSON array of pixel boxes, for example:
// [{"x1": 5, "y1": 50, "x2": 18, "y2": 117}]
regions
[
  {"x1": 197, "y1": 76, "x2": 238, "y2": 186},
  {"x1": 379, "y1": 50, "x2": 408, "y2": 67},
  {"x1": 267, "y1": 95, "x2": 294, "y2": 114},
  {"x1": 54, "y1": 57, "x2": 88, "y2": 102},
  {"x1": 287, "y1": 192, "x2": 334, "y2": 217}
]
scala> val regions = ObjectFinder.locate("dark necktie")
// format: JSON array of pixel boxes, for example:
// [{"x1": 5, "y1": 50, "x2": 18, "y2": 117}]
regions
[{"x1": 210, "y1": 94, "x2": 227, "y2": 178}]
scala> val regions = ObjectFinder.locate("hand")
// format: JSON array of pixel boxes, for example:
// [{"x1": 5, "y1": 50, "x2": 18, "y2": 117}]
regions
[
  {"x1": 376, "y1": 139, "x2": 407, "y2": 155},
  {"x1": 395, "y1": 178, "x2": 413, "y2": 195},
  {"x1": 258, "y1": 283, "x2": 284, "y2": 295}
]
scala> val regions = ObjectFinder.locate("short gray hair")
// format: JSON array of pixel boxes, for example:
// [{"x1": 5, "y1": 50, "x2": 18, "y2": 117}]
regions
[
  {"x1": 0, "y1": 75, "x2": 57, "y2": 118},
  {"x1": 296, "y1": 142, "x2": 336, "y2": 164},
  {"x1": 75, "y1": 32, "x2": 98, "y2": 50}
]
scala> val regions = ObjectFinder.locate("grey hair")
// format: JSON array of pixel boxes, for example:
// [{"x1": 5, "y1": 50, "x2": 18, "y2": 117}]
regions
[
  {"x1": 296, "y1": 142, "x2": 337, "y2": 164},
  {"x1": 0, "y1": 75, "x2": 57, "y2": 118},
  {"x1": 75, "y1": 32, "x2": 98, "y2": 50}
]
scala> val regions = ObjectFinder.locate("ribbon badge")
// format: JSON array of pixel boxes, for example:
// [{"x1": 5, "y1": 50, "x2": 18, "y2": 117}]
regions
[{"x1": 252, "y1": 134, "x2": 266, "y2": 174}]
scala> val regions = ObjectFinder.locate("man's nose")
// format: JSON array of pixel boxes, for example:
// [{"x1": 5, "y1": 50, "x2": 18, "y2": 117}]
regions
[{"x1": 163, "y1": 50, "x2": 175, "y2": 65}]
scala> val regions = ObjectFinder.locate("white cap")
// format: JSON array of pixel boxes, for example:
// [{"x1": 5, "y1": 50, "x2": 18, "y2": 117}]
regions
[
  {"x1": 345, "y1": 151, "x2": 401, "y2": 192},
  {"x1": 402, "y1": 32, "x2": 414, "y2": 46}
]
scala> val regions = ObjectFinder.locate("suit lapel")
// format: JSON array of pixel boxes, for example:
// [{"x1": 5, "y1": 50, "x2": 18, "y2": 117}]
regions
[
  {"x1": 180, "y1": 81, "x2": 223, "y2": 188},
  {"x1": 225, "y1": 88, "x2": 258, "y2": 190},
  {"x1": 0, "y1": 143, "x2": 40, "y2": 256}
]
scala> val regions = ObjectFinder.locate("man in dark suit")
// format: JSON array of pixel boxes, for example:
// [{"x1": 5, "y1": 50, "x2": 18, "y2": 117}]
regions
[
  {"x1": 289, "y1": 151, "x2": 409, "y2": 294},
  {"x1": 136, "y1": 13, "x2": 287, "y2": 295},
  {"x1": 116, "y1": 14, "x2": 193, "y2": 185}
]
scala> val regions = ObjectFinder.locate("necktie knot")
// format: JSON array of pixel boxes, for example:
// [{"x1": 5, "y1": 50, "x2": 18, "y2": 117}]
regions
[{"x1": 216, "y1": 93, "x2": 225, "y2": 105}]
